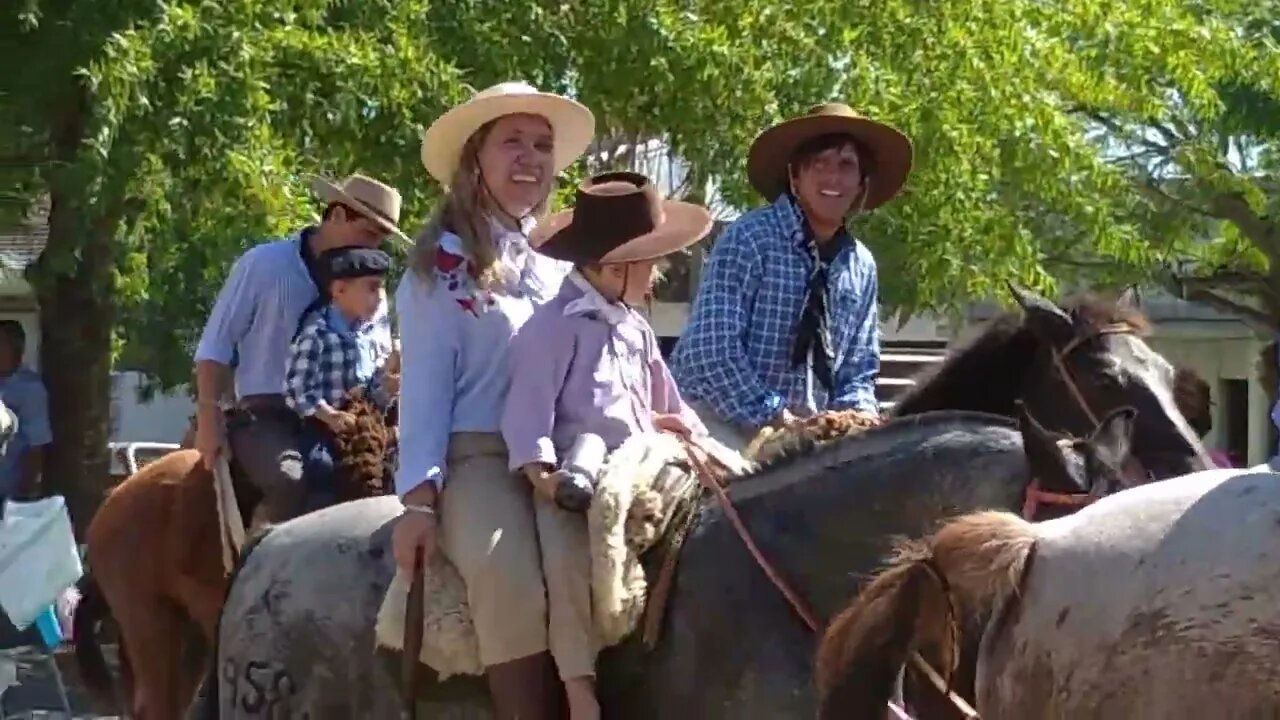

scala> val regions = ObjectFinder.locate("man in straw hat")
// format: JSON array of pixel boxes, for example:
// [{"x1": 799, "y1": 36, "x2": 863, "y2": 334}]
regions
[
  {"x1": 501, "y1": 171, "x2": 711, "y2": 719},
  {"x1": 194, "y1": 172, "x2": 408, "y2": 523},
  {"x1": 671, "y1": 103, "x2": 913, "y2": 450}
]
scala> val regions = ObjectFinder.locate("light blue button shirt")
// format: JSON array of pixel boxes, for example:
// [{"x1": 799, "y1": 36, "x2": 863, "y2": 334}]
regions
[
  {"x1": 394, "y1": 227, "x2": 570, "y2": 497},
  {"x1": 0, "y1": 367, "x2": 52, "y2": 498},
  {"x1": 194, "y1": 229, "x2": 391, "y2": 398}
]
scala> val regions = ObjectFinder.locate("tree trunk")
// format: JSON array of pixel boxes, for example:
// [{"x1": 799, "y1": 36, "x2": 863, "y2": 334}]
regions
[{"x1": 30, "y1": 202, "x2": 116, "y2": 538}]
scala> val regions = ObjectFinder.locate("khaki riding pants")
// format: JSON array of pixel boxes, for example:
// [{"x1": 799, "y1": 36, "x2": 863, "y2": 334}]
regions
[
  {"x1": 439, "y1": 433, "x2": 596, "y2": 678},
  {"x1": 687, "y1": 400, "x2": 755, "y2": 455},
  {"x1": 226, "y1": 394, "x2": 305, "y2": 523}
]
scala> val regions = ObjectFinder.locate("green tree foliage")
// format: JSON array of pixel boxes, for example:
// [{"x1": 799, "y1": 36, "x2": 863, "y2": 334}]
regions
[{"x1": 2, "y1": 0, "x2": 1278, "y2": 521}]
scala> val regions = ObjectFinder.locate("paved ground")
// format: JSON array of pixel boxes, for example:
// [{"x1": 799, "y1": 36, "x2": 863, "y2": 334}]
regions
[{"x1": 1, "y1": 644, "x2": 120, "y2": 719}]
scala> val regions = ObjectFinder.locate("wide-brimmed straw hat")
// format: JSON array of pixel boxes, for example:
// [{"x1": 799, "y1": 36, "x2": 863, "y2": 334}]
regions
[
  {"x1": 531, "y1": 172, "x2": 713, "y2": 264},
  {"x1": 746, "y1": 102, "x2": 913, "y2": 210},
  {"x1": 308, "y1": 173, "x2": 409, "y2": 243},
  {"x1": 420, "y1": 81, "x2": 596, "y2": 186}
]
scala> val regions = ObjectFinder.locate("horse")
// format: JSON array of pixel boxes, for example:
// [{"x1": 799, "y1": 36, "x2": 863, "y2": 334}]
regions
[
  {"x1": 71, "y1": 389, "x2": 397, "y2": 719},
  {"x1": 815, "y1": 464, "x2": 1280, "y2": 719},
  {"x1": 187, "y1": 286, "x2": 1211, "y2": 718}
]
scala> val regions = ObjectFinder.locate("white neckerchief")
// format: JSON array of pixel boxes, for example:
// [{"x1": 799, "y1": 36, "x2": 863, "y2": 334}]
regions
[
  {"x1": 563, "y1": 271, "x2": 631, "y2": 325},
  {"x1": 487, "y1": 215, "x2": 565, "y2": 300}
]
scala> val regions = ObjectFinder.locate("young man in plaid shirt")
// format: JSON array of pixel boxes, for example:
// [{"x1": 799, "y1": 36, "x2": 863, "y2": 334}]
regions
[
  {"x1": 671, "y1": 103, "x2": 914, "y2": 451},
  {"x1": 284, "y1": 246, "x2": 397, "y2": 510}
]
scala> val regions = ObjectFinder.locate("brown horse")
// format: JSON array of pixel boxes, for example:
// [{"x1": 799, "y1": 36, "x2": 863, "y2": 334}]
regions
[{"x1": 72, "y1": 390, "x2": 396, "y2": 719}]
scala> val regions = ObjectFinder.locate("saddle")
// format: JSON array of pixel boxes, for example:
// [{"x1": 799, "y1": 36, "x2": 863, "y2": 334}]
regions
[
  {"x1": 374, "y1": 432, "x2": 754, "y2": 679},
  {"x1": 205, "y1": 391, "x2": 399, "y2": 574}
]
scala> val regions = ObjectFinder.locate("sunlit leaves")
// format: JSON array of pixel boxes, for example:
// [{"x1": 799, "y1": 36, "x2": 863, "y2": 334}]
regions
[{"x1": 4, "y1": 0, "x2": 1279, "y2": 389}]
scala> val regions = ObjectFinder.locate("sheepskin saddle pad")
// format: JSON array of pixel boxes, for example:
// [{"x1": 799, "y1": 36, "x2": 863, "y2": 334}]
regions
[
  {"x1": 374, "y1": 431, "x2": 753, "y2": 678},
  {"x1": 743, "y1": 409, "x2": 883, "y2": 466}
]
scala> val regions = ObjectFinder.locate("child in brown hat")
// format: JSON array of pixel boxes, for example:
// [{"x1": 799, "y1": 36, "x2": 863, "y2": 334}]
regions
[{"x1": 501, "y1": 172, "x2": 713, "y2": 718}]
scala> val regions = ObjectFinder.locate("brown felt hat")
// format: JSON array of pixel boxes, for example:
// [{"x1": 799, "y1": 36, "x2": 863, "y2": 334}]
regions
[
  {"x1": 531, "y1": 172, "x2": 714, "y2": 264},
  {"x1": 309, "y1": 173, "x2": 410, "y2": 244},
  {"x1": 746, "y1": 103, "x2": 913, "y2": 210}
]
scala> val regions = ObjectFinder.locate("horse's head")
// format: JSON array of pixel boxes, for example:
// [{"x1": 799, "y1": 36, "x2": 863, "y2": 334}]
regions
[
  {"x1": 1018, "y1": 401, "x2": 1134, "y2": 521},
  {"x1": 1008, "y1": 283, "x2": 1211, "y2": 482}
]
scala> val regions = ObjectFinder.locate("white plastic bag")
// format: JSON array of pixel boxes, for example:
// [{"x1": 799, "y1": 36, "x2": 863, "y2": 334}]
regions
[{"x1": 0, "y1": 496, "x2": 83, "y2": 630}]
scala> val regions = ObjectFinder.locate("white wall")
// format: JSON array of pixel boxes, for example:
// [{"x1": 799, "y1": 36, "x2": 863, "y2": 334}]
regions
[{"x1": 109, "y1": 371, "x2": 194, "y2": 445}]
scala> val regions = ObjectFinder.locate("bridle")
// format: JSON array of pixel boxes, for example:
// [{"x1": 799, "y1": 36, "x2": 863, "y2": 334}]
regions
[
  {"x1": 675, "y1": 321, "x2": 1141, "y2": 720},
  {"x1": 1023, "y1": 322, "x2": 1135, "y2": 520}
]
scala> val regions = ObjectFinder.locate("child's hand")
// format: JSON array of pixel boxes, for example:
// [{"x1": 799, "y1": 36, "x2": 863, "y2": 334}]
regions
[
  {"x1": 383, "y1": 348, "x2": 401, "y2": 375},
  {"x1": 653, "y1": 413, "x2": 692, "y2": 438},
  {"x1": 323, "y1": 410, "x2": 357, "y2": 434},
  {"x1": 520, "y1": 462, "x2": 559, "y2": 500},
  {"x1": 380, "y1": 369, "x2": 401, "y2": 397}
]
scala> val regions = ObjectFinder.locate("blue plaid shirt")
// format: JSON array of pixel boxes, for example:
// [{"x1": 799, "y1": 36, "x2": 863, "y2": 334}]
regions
[
  {"x1": 284, "y1": 303, "x2": 394, "y2": 417},
  {"x1": 670, "y1": 194, "x2": 881, "y2": 427}
]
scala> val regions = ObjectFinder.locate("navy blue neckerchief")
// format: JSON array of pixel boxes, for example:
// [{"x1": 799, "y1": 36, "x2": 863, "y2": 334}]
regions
[
  {"x1": 293, "y1": 226, "x2": 330, "y2": 342},
  {"x1": 788, "y1": 194, "x2": 852, "y2": 394}
]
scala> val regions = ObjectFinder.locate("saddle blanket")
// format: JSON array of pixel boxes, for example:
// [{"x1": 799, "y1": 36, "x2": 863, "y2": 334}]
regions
[{"x1": 374, "y1": 431, "x2": 752, "y2": 678}]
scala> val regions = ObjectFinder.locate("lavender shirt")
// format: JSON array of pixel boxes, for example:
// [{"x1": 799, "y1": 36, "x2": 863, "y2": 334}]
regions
[
  {"x1": 502, "y1": 276, "x2": 706, "y2": 471},
  {"x1": 395, "y1": 224, "x2": 570, "y2": 497}
]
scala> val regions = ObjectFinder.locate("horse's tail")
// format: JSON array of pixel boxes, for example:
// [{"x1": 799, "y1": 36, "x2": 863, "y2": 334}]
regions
[
  {"x1": 72, "y1": 572, "x2": 122, "y2": 711},
  {"x1": 815, "y1": 510, "x2": 1037, "y2": 719},
  {"x1": 186, "y1": 523, "x2": 276, "y2": 720}
]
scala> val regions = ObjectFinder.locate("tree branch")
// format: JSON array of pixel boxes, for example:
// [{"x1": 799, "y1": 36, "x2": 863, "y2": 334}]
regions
[
  {"x1": 0, "y1": 151, "x2": 50, "y2": 168},
  {"x1": 1203, "y1": 189, "x2": 1280, "y2": 257},
  {"x1": 1182, "y1": 287, "x2": 1279, "y2": 333},
  {"x1": 1076, "y1": 109, "x2": 1172, "y2": 155},
  {"x1": 1157, "y1": 269, "x2": 1280, "y2": 333},
  {"x1": 1134, "y1": 179, "x2": 1217, "y2": 218}
]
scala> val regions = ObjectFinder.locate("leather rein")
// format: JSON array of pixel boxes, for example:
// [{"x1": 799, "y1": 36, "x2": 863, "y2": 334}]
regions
[{"x1": 678, "y1": 321, "x2": 1136, "y2": 720}]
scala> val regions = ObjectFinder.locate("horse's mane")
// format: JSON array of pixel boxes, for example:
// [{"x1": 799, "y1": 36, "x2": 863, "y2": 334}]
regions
[
  {"x1": 740, "y1": 410, "x2": 1018, "y2": 482},
  {"x1": 891, "y1": 294, "x2": 1150, "y2": 418}
]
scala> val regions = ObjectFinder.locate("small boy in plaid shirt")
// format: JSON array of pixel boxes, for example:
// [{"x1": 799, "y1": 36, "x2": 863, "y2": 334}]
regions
[{"x1": 284, "y1": 245, "x2": 395, "y2": 510}]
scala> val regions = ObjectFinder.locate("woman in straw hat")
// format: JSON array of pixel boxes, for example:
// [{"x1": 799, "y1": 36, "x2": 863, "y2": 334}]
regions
[
  {"x1": 500, "y1": 171, "x2": 712, "y2": 718},
  {"x1": 391, "y1": 81, "x2": 595, "y2": 718},
  {"x1": 671, "y1": 103, "x2": 913, "y2": 451}
]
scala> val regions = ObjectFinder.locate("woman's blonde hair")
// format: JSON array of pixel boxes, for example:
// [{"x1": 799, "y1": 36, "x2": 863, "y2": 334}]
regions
[{"x1": 412, "y1": 118, "x2": 552, "y2": 290}]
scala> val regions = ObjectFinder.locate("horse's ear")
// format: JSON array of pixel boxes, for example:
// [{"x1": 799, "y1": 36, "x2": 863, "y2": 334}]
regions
[
  {"x1": 1087, "y1": 406, "x2": 1136, "y2": 473},
  {"x1": 1007, "y1": 282, "x2": 1074, "y2": 345},
  {"x1": 1017, "y1": 401, "x2": 1082, "y2": 493},
  {"x1": 1116, "y1": 286, "x2": 1140, "y2": 309}
]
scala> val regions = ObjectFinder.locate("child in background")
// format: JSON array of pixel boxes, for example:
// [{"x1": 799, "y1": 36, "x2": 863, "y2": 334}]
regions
[
  {"x1": 284, "y1": 246, "x2": 397, "y2": 511},
  {"x1": 501, "y1": 172, "x2": 712, "y2": 720}
]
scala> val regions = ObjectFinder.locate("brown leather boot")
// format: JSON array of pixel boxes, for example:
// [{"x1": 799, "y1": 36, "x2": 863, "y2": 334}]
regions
[{"x1": 485, "y1": 651, "x2": 564, "y2": 720}]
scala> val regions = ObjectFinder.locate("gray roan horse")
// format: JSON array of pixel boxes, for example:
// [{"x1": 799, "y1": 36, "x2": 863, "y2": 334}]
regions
[
  {"x1": 817, "y1": 464, "x2": 1280, "y2": 719},
  {"x1": 187, "y1": 286, "x2": 1212, "y2": 718}
]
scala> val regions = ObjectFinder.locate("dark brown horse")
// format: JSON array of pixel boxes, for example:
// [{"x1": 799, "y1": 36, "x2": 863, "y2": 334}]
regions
[{"x1": 72, "y1": 391, "x2": 397, "y2": 719}]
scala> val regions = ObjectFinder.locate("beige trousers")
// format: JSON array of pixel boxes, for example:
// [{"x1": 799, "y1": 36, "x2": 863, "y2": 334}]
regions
[
  {"x1": 438, "y1": 432, "x2": 596, "y2": 679},
  {"x1": 533, "y1": 493, "x2": 596, "y2": 680}
]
